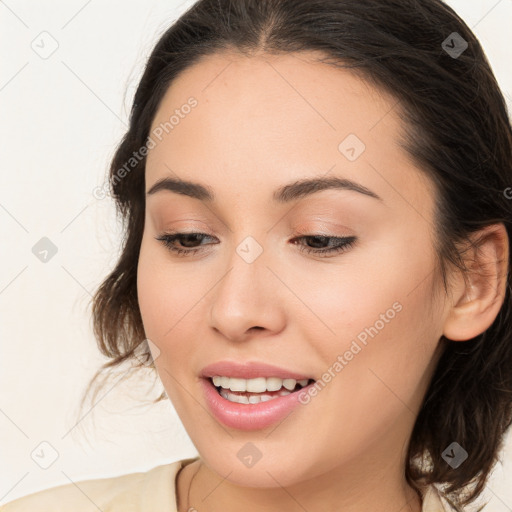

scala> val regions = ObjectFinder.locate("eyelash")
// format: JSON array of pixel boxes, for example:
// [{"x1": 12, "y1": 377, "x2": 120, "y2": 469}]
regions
[{"x1": 154, "y1": 232, "x2": 357, "y2": 258}]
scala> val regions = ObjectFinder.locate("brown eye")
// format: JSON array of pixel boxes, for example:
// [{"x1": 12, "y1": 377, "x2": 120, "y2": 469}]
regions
[
  {"x1": 291, "y1": 235, "x2": 357, "y2": 257},
  {"x1": 155, "y1": 232, "x2": 216, "y2": 256},
  {"x1": 155, "y1": 232, "x2": 357, "y2": 258}
]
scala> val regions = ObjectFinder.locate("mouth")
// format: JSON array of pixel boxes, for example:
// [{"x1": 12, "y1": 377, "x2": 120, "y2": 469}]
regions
[
  {"x1": 207, "y1": 376, "x2": 316, "y2": 405},
  {"x1": 200, "y1": 371, "x2": 318, "y2": 430}
]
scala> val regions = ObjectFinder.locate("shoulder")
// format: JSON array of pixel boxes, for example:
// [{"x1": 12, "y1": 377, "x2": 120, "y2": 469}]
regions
[{"x1": 0, "y1": 460, "x2": 187, "y2": 512}]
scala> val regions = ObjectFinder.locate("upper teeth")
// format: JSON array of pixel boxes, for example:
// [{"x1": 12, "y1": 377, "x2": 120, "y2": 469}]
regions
[{"x1": 211, "y1": 376, "x2": 309, "y2": 393}]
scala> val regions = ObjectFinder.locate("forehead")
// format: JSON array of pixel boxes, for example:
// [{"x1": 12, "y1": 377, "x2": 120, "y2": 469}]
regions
[
  {"x1": 145, "y1": 50, "x2": 432, "y2": 213},
  {"x1": 147, "y1": 49, "x2": 399, "y2": 142}
]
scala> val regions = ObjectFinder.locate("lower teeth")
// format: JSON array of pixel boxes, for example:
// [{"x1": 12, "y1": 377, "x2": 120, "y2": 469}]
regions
[{"x1": 219, "y1": 388, "x2": 293, "y2": 404}]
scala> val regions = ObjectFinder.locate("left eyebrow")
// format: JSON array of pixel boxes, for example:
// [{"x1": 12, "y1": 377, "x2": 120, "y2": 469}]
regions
[{"x1": 146, "y1": 175, "x2": 383, "y2": 203}]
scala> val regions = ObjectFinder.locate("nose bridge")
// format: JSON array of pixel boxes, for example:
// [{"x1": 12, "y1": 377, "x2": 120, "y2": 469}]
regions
[
  {"x1": 217, "y1": 233, "x2": 271, "y2": 309},
  {"x1": 208, "y1": 232, "x2": 285, "y2": 339}
]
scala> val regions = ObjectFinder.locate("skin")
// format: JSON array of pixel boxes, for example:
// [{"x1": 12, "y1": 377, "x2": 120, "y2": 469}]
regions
[{"x1": 136, "y1": 50, "x2": 509, "y2": 512}]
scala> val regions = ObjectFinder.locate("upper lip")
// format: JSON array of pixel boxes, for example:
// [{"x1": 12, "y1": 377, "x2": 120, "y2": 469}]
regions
[{"x1": 200, "y1": 361, "x2": 315, "y2": 381}]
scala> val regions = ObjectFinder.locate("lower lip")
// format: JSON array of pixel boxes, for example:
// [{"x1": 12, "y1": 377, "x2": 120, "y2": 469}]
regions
[{"x1": 201, "y1": 377, "x2": 315, "y2": 431}]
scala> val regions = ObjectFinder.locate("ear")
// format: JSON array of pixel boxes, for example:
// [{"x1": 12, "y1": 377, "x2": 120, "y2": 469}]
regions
[{"x1": 443, "y1": 223, "x2": 509, "y2": 341}]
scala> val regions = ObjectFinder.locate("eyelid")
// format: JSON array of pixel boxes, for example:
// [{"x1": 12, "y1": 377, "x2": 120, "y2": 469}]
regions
[
  {"x1": 294, "y1": 217, "x2": 353, "y2": 231},
  {"x1": 294, "y1": 228, "x2": 351, "y2": 238},
  {"x1": 158, "y1": 220, "x2": 215, "y2": 235}
]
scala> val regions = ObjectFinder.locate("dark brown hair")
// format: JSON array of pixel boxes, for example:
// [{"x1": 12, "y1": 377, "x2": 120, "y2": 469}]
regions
[{"x1": 81, "y1": 1, "x2": 512, "y2": 509}]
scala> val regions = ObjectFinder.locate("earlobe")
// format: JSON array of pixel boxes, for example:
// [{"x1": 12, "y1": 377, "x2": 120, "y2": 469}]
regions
[{"x1": 442, "y1": 223, "x2": 509, "y2": 342}]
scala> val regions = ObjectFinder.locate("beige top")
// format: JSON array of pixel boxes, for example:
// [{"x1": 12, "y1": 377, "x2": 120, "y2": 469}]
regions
[{"x1": 1, "y1": 457, "x2": 449, "y2": 511}]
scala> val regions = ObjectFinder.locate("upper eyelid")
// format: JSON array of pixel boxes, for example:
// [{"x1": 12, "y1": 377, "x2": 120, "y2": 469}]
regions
[{"x1": 148, "y1": 201, "x2": 373, "y2": 233}]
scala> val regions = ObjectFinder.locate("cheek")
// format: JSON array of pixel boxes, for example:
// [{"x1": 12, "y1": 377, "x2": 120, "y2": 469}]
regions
[
  {"x1": 303, "y1": 237, "x2": 439, "y2": 424},
  {"x1": 293, "y1": 278, "x2": 438, "y2": 468},
  {"x1": 292, "y1": 246, "x2": 423, "y2": 357},
  {"x1": 136, "y1": 242, "x2": 195, "y2": 354},
  {"x1": 136, "y1": 247, "x2": 201, "y2": 409},
  {"x1": 136, "y1": 237, "x2": 225, "y2": 385},
  {"x1": 301, "y1": 230, "x2": 436, "y2": 367},
  {"x1": 137, "y1": 247, "x2": 167, "y2": 338}
]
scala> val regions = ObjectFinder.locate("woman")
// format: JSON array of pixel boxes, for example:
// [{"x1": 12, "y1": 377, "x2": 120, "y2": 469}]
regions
[{"x1": 3, "y1": 0, "x2": 511, "y2": 511}]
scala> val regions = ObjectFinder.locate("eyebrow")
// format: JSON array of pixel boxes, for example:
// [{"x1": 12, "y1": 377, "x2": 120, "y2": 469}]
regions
[{"x1": 146, "y1": 176, "x2": 382, "y2": 203}]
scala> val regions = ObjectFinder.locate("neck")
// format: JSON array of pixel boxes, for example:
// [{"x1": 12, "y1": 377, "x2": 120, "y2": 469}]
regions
[{"x1": 178, "y1": 451, "x2": 423, "y2": 512}]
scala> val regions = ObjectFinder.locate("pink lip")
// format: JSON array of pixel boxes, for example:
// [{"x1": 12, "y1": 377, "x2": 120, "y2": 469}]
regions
[
  {"x1": 200, "y1": 360, "x2": 314, "y2": 380},
  {"x1": 201, "y1": 377, "x2": 316, "y2": 431}
]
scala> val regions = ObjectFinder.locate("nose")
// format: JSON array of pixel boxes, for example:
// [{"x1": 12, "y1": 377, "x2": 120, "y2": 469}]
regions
[{"x1": 208, "y1": 237, "x2": 287, "y2": 343}]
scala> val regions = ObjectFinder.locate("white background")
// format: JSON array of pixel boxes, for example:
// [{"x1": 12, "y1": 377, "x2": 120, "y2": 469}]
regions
[{"x1": 1, "y1": 0, "x2": 511, "y2": 509}]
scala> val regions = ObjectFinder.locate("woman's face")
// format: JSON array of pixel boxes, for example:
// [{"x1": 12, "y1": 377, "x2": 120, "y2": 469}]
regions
[{"x1": 137, "y1": 51, "x2": 448, "y2": 488}]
